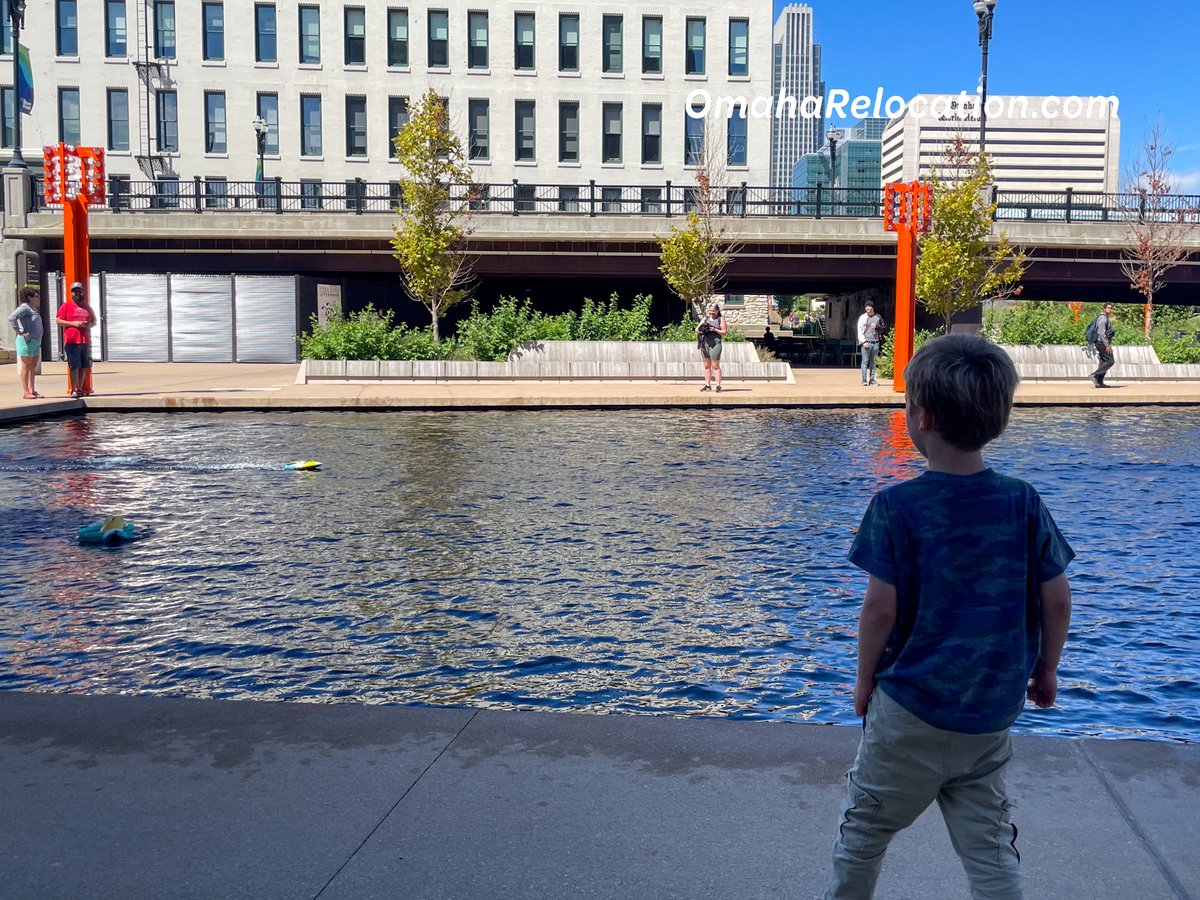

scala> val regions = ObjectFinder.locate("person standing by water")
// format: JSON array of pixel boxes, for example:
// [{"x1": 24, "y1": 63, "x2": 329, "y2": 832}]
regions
[
  {"x1": 856, "y1": 302, "x2": 884, "y2": 386},
  {"x1": 8, "y1": 287, "x2": 44, "y2": 399},
  {"x1": 56, "y1": 282, "x2": 95, "y2": 399},
  {"x1": 825, "y1": 335, "x2": 1074, "y2": 899},
  {"x1": 696, "y1": 302, "x2": 728, "y2": 392},
  {"x1": 1091, "y1": 302, "x2": 1116, "y2": 388}
]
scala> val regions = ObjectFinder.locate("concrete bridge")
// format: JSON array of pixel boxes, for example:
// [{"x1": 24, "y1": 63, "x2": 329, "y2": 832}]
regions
[{"x1": 5, "y1": 177, "x2": 1200, "y2": 304}]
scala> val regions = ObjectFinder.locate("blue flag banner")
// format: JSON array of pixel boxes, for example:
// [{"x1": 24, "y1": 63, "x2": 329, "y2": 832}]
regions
[{"x1": 17, "y1": 43, "x2": 32, "y2": 114}]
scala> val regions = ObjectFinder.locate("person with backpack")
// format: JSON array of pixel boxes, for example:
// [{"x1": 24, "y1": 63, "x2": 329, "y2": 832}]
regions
[{"x1": 1088, "y1": 303, "x2": 1116, "y2": 387}]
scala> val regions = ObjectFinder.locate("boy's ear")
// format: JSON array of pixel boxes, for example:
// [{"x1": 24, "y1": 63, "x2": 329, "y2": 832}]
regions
[{"x1": 911, "y1": 403, "x2": 934, "y2": 433}]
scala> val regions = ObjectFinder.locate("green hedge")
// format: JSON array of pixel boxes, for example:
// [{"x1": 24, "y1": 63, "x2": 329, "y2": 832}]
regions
[
  {"x1": 876, "y1": 328, "x2": 940, "y2": 379},
  {"x1": 299, "y1": 305, "x2": 456, "y2": 361},
  {"x1": 301, "y1": 294, "x2": 746, "y2": 362}
]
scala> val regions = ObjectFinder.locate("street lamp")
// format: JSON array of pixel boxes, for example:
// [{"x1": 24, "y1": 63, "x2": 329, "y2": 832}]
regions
[
  {"x1": 6, "y1": 0, "x2": 27, "y2": 168},
  {"x1": 252, "y1": 115, "x2": 267, "y2": 177},
  {"x1": 973, "y1": 0, "x2": 998, "y2": 154},
  {"x1": 827, "y1": 128, "x2": 842, "y2": 215}
]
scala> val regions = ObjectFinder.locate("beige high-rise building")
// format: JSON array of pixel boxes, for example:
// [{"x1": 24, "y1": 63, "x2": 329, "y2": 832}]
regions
[{"x1": 880, "y1": 94, "x2": 1120, "y2": 193}]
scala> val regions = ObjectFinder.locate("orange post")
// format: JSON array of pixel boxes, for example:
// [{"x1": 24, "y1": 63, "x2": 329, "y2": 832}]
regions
[
  {"x1": 892, "y1": 228, "x2": 916, "y2": 393},
  {"x1": 44, "y1": 143, "x2": 105, "y2": 396},
  {"x1": 63, "y1": 196, "x2": 93, "y2": 394},
  {"x1": 883, "y1": 181, "x2": 933, "y2": 394}
]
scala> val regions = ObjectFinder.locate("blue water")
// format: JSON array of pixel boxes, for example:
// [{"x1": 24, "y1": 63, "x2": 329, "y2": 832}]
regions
[{"x1": 0, "y1": 409, "x2": 1197, "y2": 743}]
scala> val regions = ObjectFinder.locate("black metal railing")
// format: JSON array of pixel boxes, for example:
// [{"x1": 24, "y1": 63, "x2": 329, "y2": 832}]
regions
[{"x1": 25, "y1": 175, "x2": 1200, "y2": 225}]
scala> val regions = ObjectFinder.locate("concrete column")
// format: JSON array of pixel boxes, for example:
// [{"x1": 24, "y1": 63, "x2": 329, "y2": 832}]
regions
[{"x1": 2, "y1": 166, "x2": 34, "y2": 356}]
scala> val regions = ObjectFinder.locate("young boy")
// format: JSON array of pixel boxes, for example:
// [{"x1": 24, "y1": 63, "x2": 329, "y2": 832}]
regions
[{"x1": 826, "y1": 335, "x2": 1073, "y2": 900}]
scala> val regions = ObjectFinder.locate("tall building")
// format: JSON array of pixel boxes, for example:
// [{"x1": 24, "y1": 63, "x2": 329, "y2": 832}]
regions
[
  {"x1": 881, "y1": 94, "x2": 1121, "y2": 192},
  {"x1": 5, "y1": 1, "x2": 775, "y2": 200},
  {"x1": 770, "y1": 3, "x2": 822, "y2": 188},
  {"x1": 792, "y1": 117, "x2": 887, "y2": 215}
]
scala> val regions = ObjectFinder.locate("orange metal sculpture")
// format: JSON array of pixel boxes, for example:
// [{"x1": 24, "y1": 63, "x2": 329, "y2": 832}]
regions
[
  {"x1": 883, "y1": 181, "x2": 933, "y2": 393},
  {"x1": 43, "y1": 144, "x2": 106, "y2": 396},
  {"x1": 1068, "y1": 301, "x2": 1084, "y2": 323}
]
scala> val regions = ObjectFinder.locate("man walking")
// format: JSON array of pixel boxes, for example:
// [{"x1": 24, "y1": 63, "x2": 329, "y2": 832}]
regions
[
  {"x1": 1091, "y1": 302, "x2": 1115, "y2": 388},
  {"x1": 857, "y1": 302, "x2": 884, "y2": 386}
]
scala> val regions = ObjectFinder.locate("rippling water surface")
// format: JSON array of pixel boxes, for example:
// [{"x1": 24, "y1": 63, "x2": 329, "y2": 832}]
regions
[{"x1": 1, "y1": 408, "x2": 1198, "y2": 742}]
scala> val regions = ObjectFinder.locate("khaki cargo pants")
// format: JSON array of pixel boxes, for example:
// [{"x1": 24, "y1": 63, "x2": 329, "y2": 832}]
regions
[{"x1": 825, "y1": 689, "x2": 1021, "y2": 900}]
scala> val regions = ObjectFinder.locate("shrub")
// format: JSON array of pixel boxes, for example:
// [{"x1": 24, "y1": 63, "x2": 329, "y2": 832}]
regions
[
  {"x1": 657, "y1": 317, "x2": 698, "y2": 343},
  {"x1": 300, "y1": 305, "x2": 455, "y2": 361},
  {"x1": 455, "y1": 296, "x2": 542, "y2": 362},
  {"x1": 574, "y1": 293, "x2": 655, "y2": 341},
  {"x1": 1152, "y1": 335, "x2": 1200, "y2": 364},
  {"x1": 876, "y1": 328, "x2": 940, "y2": 378},
  {"x1": 994, "y1": 301, "x2": 1083, "y2": 346}
]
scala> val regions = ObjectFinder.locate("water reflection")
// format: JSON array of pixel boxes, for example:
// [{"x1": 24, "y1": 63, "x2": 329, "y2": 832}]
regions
[{"x1": 1, "y1": 408, "x2": 1198, "y2": 743}]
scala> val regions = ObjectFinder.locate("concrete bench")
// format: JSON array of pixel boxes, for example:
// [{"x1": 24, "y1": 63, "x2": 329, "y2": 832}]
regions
[{"x1": 508, "y1": 340, "x2": 761, "y2": 365}]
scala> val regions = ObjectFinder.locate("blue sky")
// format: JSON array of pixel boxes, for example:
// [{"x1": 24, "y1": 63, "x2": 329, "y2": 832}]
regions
[{"x1": 774, "y1": 0, "x2": 1200, "y2": 191}]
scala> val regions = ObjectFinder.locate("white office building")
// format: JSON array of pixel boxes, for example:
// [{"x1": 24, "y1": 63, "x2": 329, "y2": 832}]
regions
[
  {"x1": 880, "y1": 94, "x2": 1121, "y2": 193},
  {"x1": 3, "y1": 0, "x2": 774, "y2": 201},
  {"x1": 769, "y1": 3, "x2": 822, "y2": 188}
]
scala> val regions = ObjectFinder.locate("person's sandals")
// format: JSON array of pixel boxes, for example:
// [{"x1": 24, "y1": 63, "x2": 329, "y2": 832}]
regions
[{"x1": 23, "y1": 393, "x2": 38, "y2": 400}]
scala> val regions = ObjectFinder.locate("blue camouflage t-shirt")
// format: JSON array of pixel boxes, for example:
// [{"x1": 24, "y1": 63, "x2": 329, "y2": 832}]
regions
[{"x1": 849, "y1": 469, "x2": 1075, "y2": 734}]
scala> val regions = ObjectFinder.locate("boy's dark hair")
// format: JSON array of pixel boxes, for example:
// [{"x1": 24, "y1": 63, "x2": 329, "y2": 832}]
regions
[
  {"x1": 19, "y1": 287, "x2": 39, "y2": 303},
  {"x1": 903, "y1": 335, "x2": 1019, "y2": 451}
]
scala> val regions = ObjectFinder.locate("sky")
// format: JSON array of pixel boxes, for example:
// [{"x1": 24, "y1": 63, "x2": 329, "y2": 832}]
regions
[{"x1": 773, "y1": 0, "x2": 1200, "y2": 191}]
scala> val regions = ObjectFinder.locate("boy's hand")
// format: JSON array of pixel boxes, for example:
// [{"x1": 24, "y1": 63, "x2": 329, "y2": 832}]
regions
[
  {"x1": 1027, "y1": 661, "x2": 1058, "y2": 708},
  {"x1": 854, "y1": 676, "x2": 875, "y2": 717}
]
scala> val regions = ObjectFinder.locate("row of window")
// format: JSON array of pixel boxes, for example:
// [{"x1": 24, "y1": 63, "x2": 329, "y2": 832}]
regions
[
  {"x1": 130, "y1": 177, "x2": 755, "y2": 218},
  {"x1": 51, "y1": 1, "x2": 750, "y2": 77},
  {"x1": 3, "y1": 87, "x2": 748, "y2": 169},
  {"x1": 2, "y1": 85, "x2": 748, "y2": 169}
]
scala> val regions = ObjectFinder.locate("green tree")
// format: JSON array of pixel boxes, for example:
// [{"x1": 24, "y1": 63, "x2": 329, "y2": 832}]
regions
[
  {"x1": 390, "y1": 90, "x2": 476, "y2": 342},
  {"x1": 656, "y1": 120, "x2": 741, "y2": 320},
  {"x1": 916, "y1": 138, "x2": 1027, "y2": 333},
  {"x1": 657, "y1": 211, "x2": 723, "y2": 319}
]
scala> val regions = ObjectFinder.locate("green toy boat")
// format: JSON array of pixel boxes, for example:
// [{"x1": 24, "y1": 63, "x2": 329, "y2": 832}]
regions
[{"x1": 78, "y1": 515, "x2": 135, "y2": 545}]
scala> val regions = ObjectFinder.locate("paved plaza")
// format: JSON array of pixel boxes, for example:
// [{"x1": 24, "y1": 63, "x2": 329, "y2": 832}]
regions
[{"x1": 2, "y1": 360, "x2": 1198, "y2": 899}]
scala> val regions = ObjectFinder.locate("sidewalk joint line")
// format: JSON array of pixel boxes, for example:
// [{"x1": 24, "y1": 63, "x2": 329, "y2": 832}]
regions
[
  {"x1": 1075, "y1": 741, "x2": 1191, "y2": 900},
  {"x1": 311, "y1": 708, "x2": 481, "y2": 899}
]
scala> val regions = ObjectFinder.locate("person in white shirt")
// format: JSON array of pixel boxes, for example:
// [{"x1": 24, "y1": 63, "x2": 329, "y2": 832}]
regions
[{"x1": 857, "y1": 302, "x2": 885, "y2": 386}]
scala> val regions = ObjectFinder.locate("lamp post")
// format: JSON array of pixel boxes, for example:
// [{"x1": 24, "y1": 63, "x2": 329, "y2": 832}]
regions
[
  {"x1": 827, "y1": 128, "x2": 841, "y2": 188},
  {"x1": 973, "y1": 0, "x2": 998, "y2": 154},
  {"x1": 252, "y1": 115, "x2": 267, "y2": 177},
  {"x1": 7, "y1": 0, "x2": 26, "y2": 168}
]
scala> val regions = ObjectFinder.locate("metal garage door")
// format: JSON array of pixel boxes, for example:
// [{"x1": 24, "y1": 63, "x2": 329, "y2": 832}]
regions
[
  {"x1": 170, "y1": 275, "x2": 234, "y2": 362},
  {"x1": 235, "y1": 276, "x2": 298, "y2": 363},
  {"x1": 105, "y1": 274, "x2": 170, "y2": 361}
]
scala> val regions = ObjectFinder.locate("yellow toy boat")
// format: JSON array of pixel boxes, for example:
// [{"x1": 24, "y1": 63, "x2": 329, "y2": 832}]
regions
[{"x1": 284, "y1": 460, "x2": 323, "y2": 471}]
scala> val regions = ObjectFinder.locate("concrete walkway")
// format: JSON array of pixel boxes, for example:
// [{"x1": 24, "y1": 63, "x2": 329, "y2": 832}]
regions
[
  {"x1": 3, "y1": 359, "x2": 1200, "y2": 424},
  {"x1": 1, "y1": 691, "x2": 1196, "y2": 900},
  {"x1": 3, "y1": 361, "x2": 1199, "y2": 899}
]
